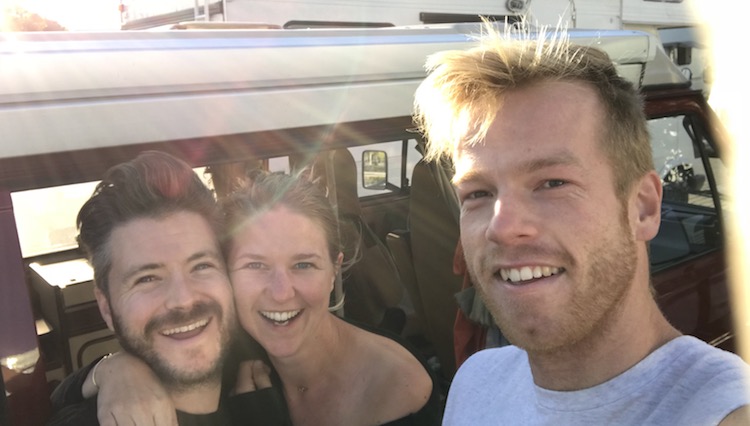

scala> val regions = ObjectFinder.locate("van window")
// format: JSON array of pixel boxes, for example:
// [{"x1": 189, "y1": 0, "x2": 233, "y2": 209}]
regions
[
  {"x1": 12, "y1": 167, "x2": 214, "y2": 259},
  {"x1": 268, "y1": 156, "x2": 291, "y2": 174},
  {"x1": 11, "y1": 182, "x2": 98, "y2": 258},
  {"x1": 648, "y1": 115, "x2": 724, "y2": 269},
  {"x1": 349, "y1": 139, "x2": 422, "y2": 197}
]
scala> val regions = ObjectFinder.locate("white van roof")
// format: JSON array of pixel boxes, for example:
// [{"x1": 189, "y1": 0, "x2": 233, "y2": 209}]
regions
[{"x1": 0, "y1": 24, "x2": 687, "y2": 160}]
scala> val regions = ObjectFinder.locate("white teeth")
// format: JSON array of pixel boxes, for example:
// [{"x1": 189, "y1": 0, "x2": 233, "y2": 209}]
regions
[
  {"x1": 162, "y1": 318, "x2": 209, "y2": 336},
  {"x1": 532, "y1": 266, "x2": 542, "y2": 279},
  {"x1": 499, "y1": 266, "x2": 561, "y2": 283},
  {"x1": 261, "y1": 310, "x2": 301, "y2": 323},
  {"x1": 520, "y1": 267, "x2": 533, "y2": 281}
]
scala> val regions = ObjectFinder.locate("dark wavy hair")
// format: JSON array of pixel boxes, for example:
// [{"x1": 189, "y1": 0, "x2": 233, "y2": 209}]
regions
[{"x1": 76, "y1": 151, "x2": 219, "y2": 296}]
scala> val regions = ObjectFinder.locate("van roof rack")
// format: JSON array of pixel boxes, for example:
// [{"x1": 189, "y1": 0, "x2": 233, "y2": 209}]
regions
[{"x1": 171, "y1": 21, "x2": 281, "y2": 30}]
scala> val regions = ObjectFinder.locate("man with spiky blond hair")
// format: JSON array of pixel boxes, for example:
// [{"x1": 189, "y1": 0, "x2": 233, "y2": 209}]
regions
[{"x1": 414, "y1": 25, "x2": 750, "y2": 425}]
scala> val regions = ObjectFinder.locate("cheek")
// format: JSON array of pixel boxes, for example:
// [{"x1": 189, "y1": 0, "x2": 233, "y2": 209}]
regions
[
  {"x1": 298, "y1": 276, "x2": 334, "y2": 308},
  {"x1": 114, "y1": 296, "x2": 152, "y2": 329},
  {"x1": 231, "y1": 286, "x2": 260, "y2": 329},
  {"x1": 460, "y1": 213, "x2": 488, "y2": 252},
  {"x1": 212, "y1": 286, "x2": 236, "y2": 318},
  {"x1": 230, "y1": 275, "x2": 260, "y2": 305},
  {"x1": 230, "y1": 278, "x2": 259, "y2": 319}
]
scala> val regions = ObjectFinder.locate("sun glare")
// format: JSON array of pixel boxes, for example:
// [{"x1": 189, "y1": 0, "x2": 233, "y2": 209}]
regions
[
  {"x1": 694, "y1": 2, "x2": 750, "y2": 363},
  {"x1": 2, "y1": 0, "x2": 121, "y2": 31}
]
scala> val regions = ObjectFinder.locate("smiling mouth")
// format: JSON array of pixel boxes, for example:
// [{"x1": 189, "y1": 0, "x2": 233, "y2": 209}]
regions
[
  {"x1": 160, "y1": 318, "x2": 210, "y2": 337},
  {"x1": 497, "y1": 266, "x2": 563, "y2": 284},
  {"x1": 260, "y1": 310, "x2": 301, "y2": 326}
]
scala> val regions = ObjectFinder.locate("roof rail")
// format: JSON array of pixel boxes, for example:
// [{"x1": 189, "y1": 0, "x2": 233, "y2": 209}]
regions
[{"x1": 171, "y1": 21, "x2": 281, "y2": 30}]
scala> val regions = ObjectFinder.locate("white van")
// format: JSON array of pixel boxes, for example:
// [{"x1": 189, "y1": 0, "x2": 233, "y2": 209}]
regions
[{"x1": 0, "y1": 24, "x2": 729, "y2": 425}]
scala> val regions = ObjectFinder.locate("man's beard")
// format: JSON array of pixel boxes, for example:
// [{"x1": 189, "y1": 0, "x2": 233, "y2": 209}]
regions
[
  {"x1": 111, "y1": 301, "x2": 234, "y2": 390},
  {"x1": 470, "y1": 208, "x2": 638, "y2": 354}
]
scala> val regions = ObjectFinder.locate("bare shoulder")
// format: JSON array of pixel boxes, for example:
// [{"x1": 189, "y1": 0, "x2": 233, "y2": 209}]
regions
[
  {"x1": 719, "y1": 405, "x2": 750, "y2": 426},
  {"x1": 353, "y1": 326, "x2": 433, "y2": 418}
]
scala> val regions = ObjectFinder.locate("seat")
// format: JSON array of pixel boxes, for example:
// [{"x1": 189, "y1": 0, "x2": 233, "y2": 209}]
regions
[
  {"x1": 311, "y1": 149, "x2": 405, "y2": 332},
  {"x1": 407, "y1": 155, "x2": 463, "y2": 378},
  {"x1": 386, "y1": 229, "x2": 428, "y2": 338}
]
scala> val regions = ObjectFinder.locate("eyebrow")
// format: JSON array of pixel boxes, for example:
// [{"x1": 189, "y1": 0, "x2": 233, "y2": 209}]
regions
[
  {"x1": 523, "y1": 151, "x2": 584, "y2": 173},
  {"x1": 234, "y1": 252, "x2": 322, "y2": 260},
  {"x1": 292, "y1": 253, "x2": 322, "y2": 261},
  {"x1": 121, "y1": 262, "x2": 163, "y2": 283},
  {"x1": 121, "y1": 250, "x2": 222, "y2": 282},
  {"x1": 230, "y1": 252, "x2": 323, "y2": 266},
  {"x1": 454, "y1": 150, "x2": 583, "y2": 185}
]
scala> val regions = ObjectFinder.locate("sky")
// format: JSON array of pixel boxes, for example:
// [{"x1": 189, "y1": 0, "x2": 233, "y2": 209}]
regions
[{"x1": 2, "y1": 0, "x2": 122, "y2": 30}]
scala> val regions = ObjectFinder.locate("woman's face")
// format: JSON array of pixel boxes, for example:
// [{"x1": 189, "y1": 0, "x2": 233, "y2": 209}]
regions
[{"x1": 228, "y1": 205, "x2": 341, "y2": 358}]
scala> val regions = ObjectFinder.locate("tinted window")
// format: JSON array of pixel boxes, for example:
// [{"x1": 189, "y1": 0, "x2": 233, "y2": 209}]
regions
[{"x1": 648, "y1": 115, "x2": 724, "y2": 270}]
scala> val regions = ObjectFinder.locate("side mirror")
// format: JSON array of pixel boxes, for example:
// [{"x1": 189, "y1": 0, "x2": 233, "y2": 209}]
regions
[{"x1": 362, "y1": 150, "x2": 388, "y2": 190}]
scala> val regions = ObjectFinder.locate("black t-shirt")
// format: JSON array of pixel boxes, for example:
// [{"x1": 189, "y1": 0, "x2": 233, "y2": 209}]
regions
[
  {"x1": 47, "y1": 354, "x2": 290, "y2": 426},
  {"x1": 47, "y1": 396, "x2": 236, "y2": 426}
]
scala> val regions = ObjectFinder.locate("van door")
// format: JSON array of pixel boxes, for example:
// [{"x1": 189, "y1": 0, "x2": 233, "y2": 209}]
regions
[{"x1": 645, "y1": 89, "x2": 732, "y2": 349}]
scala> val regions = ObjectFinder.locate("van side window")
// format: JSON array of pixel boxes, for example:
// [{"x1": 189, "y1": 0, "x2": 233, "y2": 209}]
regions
[
  {"x1": 13, "y1": 167, "x2": 215, "y2": 258},
  {"x1": 11, "y1": 182, "x2": 99, "y2": 258},
  {"x1": 648, "y1": 115, "x2": 724, "y2": 270},
  {"x1": 268, "y1": 156, "x2": 291, "y2": 174}
]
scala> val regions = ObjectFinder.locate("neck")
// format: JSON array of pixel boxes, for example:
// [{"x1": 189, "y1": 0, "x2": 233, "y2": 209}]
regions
[
  {"x1": 527, "y1": 263, "x2": 680, "y2": 391},
  {"x1": 272, "y1": 315, "x2": 350, "y2": 397},
  {"x1": 168, "y1": 377, "x2": 223, "y2": 415}
]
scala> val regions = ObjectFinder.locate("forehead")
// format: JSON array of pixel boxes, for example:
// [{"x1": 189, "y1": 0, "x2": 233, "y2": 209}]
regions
[
  {"x1": 107, "y1": 212, "x2": 218, "y2": 273},
  {"x1": 454, "y1": 81, "x2": 606, "y2": 177},
  {"x1": 230, "y1": 206, "x2": 328, "y2": 251}
]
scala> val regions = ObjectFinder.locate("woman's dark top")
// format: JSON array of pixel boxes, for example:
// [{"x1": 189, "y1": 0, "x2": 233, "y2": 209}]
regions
[{"x1": 240, "y1": 317, "x2": 443, "y2": 425}]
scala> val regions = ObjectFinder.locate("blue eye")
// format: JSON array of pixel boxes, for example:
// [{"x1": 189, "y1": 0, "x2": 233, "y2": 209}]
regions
[
  {"x1": 135, "y1": 275, "x2": 157, "y2": 285},
  {"x1": 542, "y1": 179, "x2": 567, "y2": 189},
  {"x1": 293, "y1": 262, "x2": 314, "y2": 270},
  {"x1": 245, "y1": 262, "x2": 264, "y2": 270},
  {"x1": 467, "y1": 190, "x2": 491, "y2": 199},
  {"x1": 193, "y1": 262, "x2": 215, "y2": 272}
]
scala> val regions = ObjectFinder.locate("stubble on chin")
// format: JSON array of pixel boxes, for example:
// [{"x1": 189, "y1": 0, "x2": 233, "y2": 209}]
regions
[
  {"x1": 465, "y1": 225, "x2": 637, "y2": 355},
  {"x1": 112, "y1": 301, "x2": 236, "y2": 390}
]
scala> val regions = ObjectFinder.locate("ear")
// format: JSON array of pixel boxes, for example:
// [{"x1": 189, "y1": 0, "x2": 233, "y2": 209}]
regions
[
  {"x1": 631, "y1": 171, "x2": 662, "y2": 242},
  {"x1": 336, "y1": 252, "x2": 344, "y2": 269},
  {"x1": 95, "y1": 286, "x2": 115, "y2": 332},
  {"x1": 332, "y1": 252, "x2": 344, "y2": 291}
]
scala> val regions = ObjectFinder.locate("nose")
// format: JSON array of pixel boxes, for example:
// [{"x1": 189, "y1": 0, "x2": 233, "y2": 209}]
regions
[
  {"x1": 164, "y1": 273, "x2": 198, "y2": 310},
  {"x1": 268, "y1": 268, "x2": 295, "y2": 302},
  {"x1": 485, "y1": 195, "x2": 539, "y2": 245}
]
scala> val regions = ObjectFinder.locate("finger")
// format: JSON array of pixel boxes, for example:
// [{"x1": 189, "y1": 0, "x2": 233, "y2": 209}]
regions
[
  {"x1": 98, "y1": 411, "x2": 117, "y2": 426},
  {"x1": 251, "y1": 360, "x2": 273, "y2": 389},
  {"x1": 152, "y1": 413, "x2": 176, "y2": 426},
  {"x1": 153, "y1": 408, "x2": 178, "y2": 426},
  {"x1": 233, "y1": 360, "x2": 258, "y2": 394}
]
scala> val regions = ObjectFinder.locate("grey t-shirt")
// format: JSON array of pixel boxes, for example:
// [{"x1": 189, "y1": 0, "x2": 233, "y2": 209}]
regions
[{"x1": 443, "y1": 336, "x2": 749, "y2": 425}]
